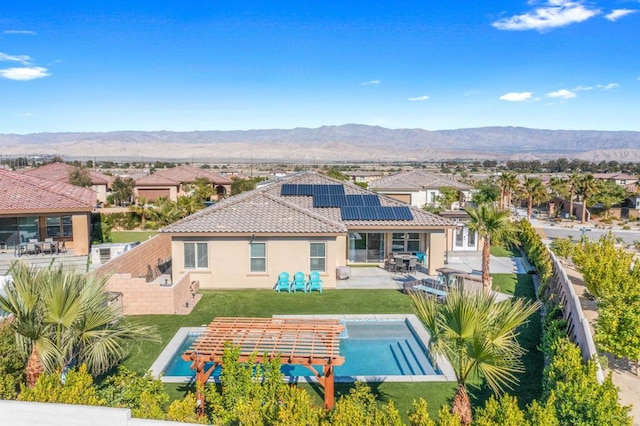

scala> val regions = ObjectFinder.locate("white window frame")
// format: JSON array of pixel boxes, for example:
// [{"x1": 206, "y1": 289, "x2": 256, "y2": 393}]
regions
[
  {"x1": 184, "y1": 242, "x2": 208, "y2": 269},
  {"x1": 310, "y1": 242, "x2": 326, "y2": 272},
  {"x1": 250, "y1": 242, "x2": 266, "y2": 272}
]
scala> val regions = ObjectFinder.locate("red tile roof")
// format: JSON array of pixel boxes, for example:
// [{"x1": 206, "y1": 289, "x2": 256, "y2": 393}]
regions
[
  {"x1": 135, "y1": 165, "x2": 233, "y2": 186},
  {"x1": 21, "y1": 162, "x2": 113, "y2": 185},
  {"x1": 0, "y1": 169, "x2": 96, "y2": 213}
]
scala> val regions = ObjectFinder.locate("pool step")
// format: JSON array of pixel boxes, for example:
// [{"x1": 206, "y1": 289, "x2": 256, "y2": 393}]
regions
[{"x1": 390, "y1": 339, "x2": 428, "y2": 375}]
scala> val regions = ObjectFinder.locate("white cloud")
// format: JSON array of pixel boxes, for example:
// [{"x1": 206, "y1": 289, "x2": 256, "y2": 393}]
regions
[
  {"x1": 605, "y1": 9, "x2": 636, "y2": 21},
  {"x1": 408, "y1": 95, "x2": 430, "y2": 101},
  {"x1": 547, "y1": 89, "x2": 577, "y2": 98},
  {"x1": 3, "y1": 30, "x2": 37, "y2": 35},
  {"x1": 18, "y1": 113, "x2": 33, "y2": 117},
  {"x1": 361, "y1": 80, "x2": 380, "y2": 86},
  {"x1": 492, "y1": 0, "x2": 600, "y2": 31},
  {"x1": 0, "y1": 67, "x2": 50, "y2": 81},
  {"x1": 574, "y1": 85, "x2": 593, "y2": 91},
  {"x1": 499, "y1": 92, "x2": 534, "y2": 101},
  {"x1": 597, "y1": 83, "x2": 619, "y2": 90},
  {"x1": 0, "y1": 52, "x2": 32, "y2": 65}
]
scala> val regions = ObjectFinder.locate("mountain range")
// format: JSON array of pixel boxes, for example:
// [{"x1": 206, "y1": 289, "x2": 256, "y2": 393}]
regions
[{"x1": 1, "y1": 125, "x2": 639, "y2": 162}]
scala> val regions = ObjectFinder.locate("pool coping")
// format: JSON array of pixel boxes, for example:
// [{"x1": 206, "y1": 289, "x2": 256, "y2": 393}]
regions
[{"x1": 150, "y1": 314, "x2": 456, "y2": 384}]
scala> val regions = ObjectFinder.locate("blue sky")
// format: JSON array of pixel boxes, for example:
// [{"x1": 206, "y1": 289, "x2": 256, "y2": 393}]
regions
[{"x1": 1, "y1": 1, "x2": 639, "y2": 134}]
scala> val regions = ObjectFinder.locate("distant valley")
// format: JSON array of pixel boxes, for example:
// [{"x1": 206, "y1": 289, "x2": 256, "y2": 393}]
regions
[{"x1": 1, "y1": 125, "x2": 639, "y2": 162}]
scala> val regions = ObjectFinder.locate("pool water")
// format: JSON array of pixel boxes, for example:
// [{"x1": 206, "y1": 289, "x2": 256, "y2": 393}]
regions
[{"x1": 162, "y1": 320, "x2": 439, "y2": 378}]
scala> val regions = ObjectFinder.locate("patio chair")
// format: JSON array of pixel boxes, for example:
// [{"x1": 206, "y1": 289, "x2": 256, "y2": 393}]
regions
[
  {"x1": 275, "y1": 272, "x2": 292, "y2": 293},
  {"x1": 384, "y1": 257, "x2": 397, "y2": 272},
  {"x1": 40, "y1": 242, "x2": 53, "y2": 255},
  {"x1": 25, "y1": 242, "x2": 38, "y2": 255},
  {"x1": 307, "y1": 271, "x2": 323, "y2": 293},
  {"x1": 291, "y1": 271, "x2": 307, "y2": 293},
  {"x1": 407, "y1": 257, "x2": 417, "y2": 274}
]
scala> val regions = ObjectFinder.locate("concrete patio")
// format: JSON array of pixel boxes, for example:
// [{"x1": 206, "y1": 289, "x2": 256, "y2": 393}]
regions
[{"x1": 340, "y1": 252, "x2": 529, "y2": 290}]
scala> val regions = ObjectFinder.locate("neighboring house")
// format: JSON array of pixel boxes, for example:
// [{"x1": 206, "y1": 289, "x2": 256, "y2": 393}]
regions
[
  {"x1": 0, "y1": 169, "x2": 95, "y2": 255},
  {"x1": 593, "y1": 173, "x2": 638, "y2": 193},
  {"x1": 627, "y1": 195, "x2": 640, "y2": 209},
  {"x1": 343, "y1": 170, "x2": 385, "y2": 185},
  {"x1": 369, "y1": 170, "x2": 473, "y2": 209},
  {"x1": 134, "y1": 165, "x2": 233, "y2": 202},
  {"x1": 21, "y1": 162, "x2": 112, "y2": 204},
  {"x1": 160, "y1": 172, "x2": 456, "y2": 289}
]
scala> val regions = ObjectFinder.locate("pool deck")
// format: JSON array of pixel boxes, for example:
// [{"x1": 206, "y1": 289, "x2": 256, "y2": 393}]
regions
[{"x1": 151, "y1": 314, "x2": 457, "y2": 384}]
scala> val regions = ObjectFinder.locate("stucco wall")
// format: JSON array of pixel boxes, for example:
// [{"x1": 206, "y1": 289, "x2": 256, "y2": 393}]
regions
[
  {"x1": 70, "y1": 213, "x2": 90, "y2": 255},
  {"x1": 105, "y1": 271, "x2": 196, "y2": 315},
  {"x1": 427, "y1": 231, "x2": 446, "y2": 275},
  {"x1": 97, "y1": 234, "x2": 172, "y2": 277},
  {"x1": 0, "y1": 400, "x2": 192, "y2": 426},
  {"x1": 171, "y1": 235, "x2": 341, "y2": 289},
  {"x1": 97, "y1": 234, "x2": 182, "y2": 315}
]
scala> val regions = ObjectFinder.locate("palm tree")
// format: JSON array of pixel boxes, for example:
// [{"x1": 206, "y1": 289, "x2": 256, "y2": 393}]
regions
[
  {"x1": 146, "y1": 197, "x2": 183, "y2": 228},
  {"x1": 411, "y1": 289, "x2": 540, "y2": 425},
  {"x1": 176, "y1": 195, "x2": 201, "y2": 218},
  {"x1": 521, "y1": 177, "x2": 549, "y2": 219},
  {"x1": 130, "y1": 197, "x2": 150, "y2": 229},
  {"x1": 465, "y1": 204, "x2": 516, "y2": 293},
  {"x1": 577, "y1": 174, "x2": 598, "y2": 224},
  {"x1": 0, "y1": 263, "x2": 159, "y2": 386},
  {"x1": 567, "y1": 172, "x2": 582, "y2": 219},
  {"x1": 496, "y1": 172, "x2": 518, "y2": 212}
]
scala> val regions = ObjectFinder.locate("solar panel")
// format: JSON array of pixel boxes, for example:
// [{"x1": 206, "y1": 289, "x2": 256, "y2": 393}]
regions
[
  {"x1": 281, "y1": 184, "x2": 297, "y2": 196},
  {"x1": 340, "y1": 206, "x2": 359, "y2": 220},
  {"x1": 363, "y1": 195, "x2": 381, "y2": 206},
  {"x1": 327, "y1": 185, "x2": 345, "y2": 195},
  {"x1": 345, "y1": 195, "x2": 363, "y2": 206},
  {"x1": 395, "y1": 206, "x2": 413, "y2": 220},
  {"x1": 312, "y1": 184, "x2": 329, "y2": 195},
  {"x1": 298, "y1": 184, "x2": 314, "y2": 196},
  {"x1": 340, "y1": 206, "x2": 414, "y2": 221}
]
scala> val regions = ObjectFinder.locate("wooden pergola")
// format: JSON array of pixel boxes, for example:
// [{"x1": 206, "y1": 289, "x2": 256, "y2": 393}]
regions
[{"x1": 182, "y1": 317, "x2": 346, "y2": 413}]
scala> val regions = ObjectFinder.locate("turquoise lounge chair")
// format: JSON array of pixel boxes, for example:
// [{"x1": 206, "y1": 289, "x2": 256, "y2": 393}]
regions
[
  {"x1": 291, "y1": 271, "x2": 307, "y2": 293},
  {"x1": 307, "y1": 271, "x2": 323, "y2": 293},
  {"x1": 275, "y1": 272, "x2": 291, "y2": 293}
]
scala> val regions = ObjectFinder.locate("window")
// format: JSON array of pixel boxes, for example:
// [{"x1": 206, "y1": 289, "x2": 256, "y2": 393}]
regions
[
  {"x1": 392, "y1": 232, "x2": 420, "y2": 253},
  {"x1": 184, "y1": 242, "x2": 208, "y2": 269},
  {"x1": 250, "y1": 242, "x2": 266, "y2": 272},
  {"x1": 46, "y1": 215, "x2": 73, "y2": 238},
  {"x1": 310, "y1": 242, "x2": 326, "y2": 272}
]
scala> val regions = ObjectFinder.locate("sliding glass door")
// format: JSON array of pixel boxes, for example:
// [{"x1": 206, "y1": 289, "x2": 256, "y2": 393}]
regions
[{"x1": 348, "y1": 232, "x2": 385, "y2": 263}]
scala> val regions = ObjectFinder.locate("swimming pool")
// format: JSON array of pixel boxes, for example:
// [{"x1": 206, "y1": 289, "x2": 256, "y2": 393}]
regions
[{"x1": 151, "y1": 314, "x2": 455, "y2": 383}]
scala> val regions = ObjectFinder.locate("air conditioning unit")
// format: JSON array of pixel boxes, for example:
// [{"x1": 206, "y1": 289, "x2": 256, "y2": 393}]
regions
[{"x1": 336, "y1": 266, "x2": 351, "y2": 280}]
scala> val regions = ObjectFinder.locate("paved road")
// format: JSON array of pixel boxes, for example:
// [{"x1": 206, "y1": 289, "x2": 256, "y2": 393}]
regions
[{"x1": 522, "y1": 211, "x2": 640, "y2": 245}]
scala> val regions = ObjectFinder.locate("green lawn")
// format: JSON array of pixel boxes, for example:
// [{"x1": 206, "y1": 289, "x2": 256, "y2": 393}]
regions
[
  {"x1": 490, "y1": 245, "x2": 522, "y2": 258},
  {"x1": 109, "y1": 231, "x2": 158, "y2": 243},
  {"x1": 126, "y1": 278, "x2": 542, "y2": 420},
  {"x1": 471, "y1": 273, "x2": 543, "y2": 408}
]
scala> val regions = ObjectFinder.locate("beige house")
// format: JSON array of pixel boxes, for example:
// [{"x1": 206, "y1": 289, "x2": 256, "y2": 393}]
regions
[
  {"x1": 369, "y1": 170, "x2": 473, "y2": 209},
  {"x1": 134, "y1": 165, "x2": 233, "y2": 202},
  {"x1": 0, "y1": 169, "x2": 94, "y2": 255},
  {"x1": 161, "y1": 172, "x2": 456, "y2": 290},
  {"x1": 21, "y1": 162, "x2": 112, "y2": 204}
]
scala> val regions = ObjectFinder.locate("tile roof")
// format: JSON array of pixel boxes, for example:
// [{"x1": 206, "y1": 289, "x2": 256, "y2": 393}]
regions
[
  {"x1": 369, "y1": 170, "x2": 473, "y2": 191},
  {"x1": 135, "y1": 165, "x2": 234, "y2": 186},
  {"x1": 20, "y1": 162, "x2": 112, "y2": 185},
  {"x1": 161, "y1": 172, "x2": 454, "y2": 234},
  {"x1": 0, "y1": 169, "x2": 96, "y2": 212}
]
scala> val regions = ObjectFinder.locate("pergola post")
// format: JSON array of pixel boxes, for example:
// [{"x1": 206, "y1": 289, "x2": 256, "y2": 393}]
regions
[
  {"x1": 323, "y1": 365, "x2": 335, "y2": 409},
  {"x1": 194, "y1": 358, "x2": 217, "y2": 418}
]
